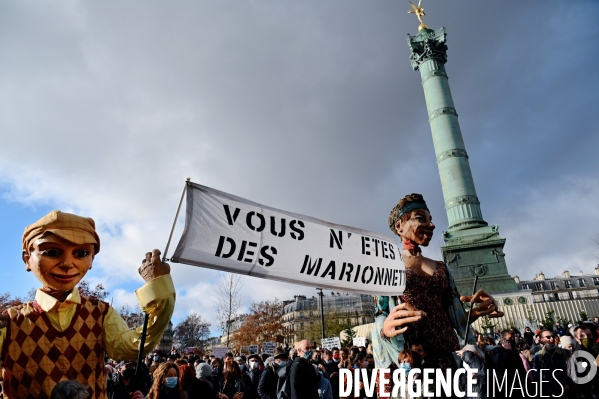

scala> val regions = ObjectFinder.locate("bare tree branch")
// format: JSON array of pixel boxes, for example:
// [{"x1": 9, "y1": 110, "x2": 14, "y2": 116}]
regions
[{"x1": 213, "y1": 272, "x2": 242, "y2": 348}]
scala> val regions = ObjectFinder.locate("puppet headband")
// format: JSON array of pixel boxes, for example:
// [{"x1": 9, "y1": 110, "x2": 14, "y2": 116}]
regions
[{"x1": 396, "y1": 202, "x2": 429, "y2": 219}]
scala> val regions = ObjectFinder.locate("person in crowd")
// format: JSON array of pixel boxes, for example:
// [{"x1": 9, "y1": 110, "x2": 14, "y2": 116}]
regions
[
  {"x1": 574, "y1": 323, "x2": 599, "y2": 357},
  {"x1": 331, "y1": 348, "x2": 340, "y2": 364},
  {"x1": 212, "y1": 359, "x2": 224, "y2": 384},
  {"x1": 322, "y1": 350, "x2": 338, "y2": 377},
  {"x1": 110, "y1": 361, "x2": 149, "y2": 399},
  {"x1": 533, "y1": 329, "x2": 572, "y2": 397},
  {"x1": 530, "y1": 334, "x2": 543, "y2": 355},
  {"x1": 50, "y1": 380, "x2": 93, "y2": 399},
  {"x1": 554, "y1": 321, "x2": 565, "y2": 337},
  {"x1": 338, "y1": 348, "x2": 351, "y2": 370},
  {"x1": 456, "y1": 345, "x2": 486, "y2": 399},
  {"x1": 523, "y1": 326, "x2": 534, "y2": 346},
  {"x1": 288, "y1": 349, "x2": 298, "y2": 361},
  {"x1": 246, "y1": 354, "x2": 263, "y2": 399},
  {"x1": 219, "y1": 362, "x2": 247, "y2": 399},
  {"x1": 347, "y1": 353, "x2": 375, "y2": 399},
  {"x1": 196, "y1": 363, "x2": 219, "y2": 399},
  {"x1": 373, "y1": 194, "x2": 502, "y2": 372},
  {"x1": 289, "y1": 340, "x2": 319, "y2": 399},
  {"x1": 178, "y1": 364, "x2": 203, "y2": 399},
  {"x1": 396, "y1": 349, "x2": 423, "y2": 399},
  {"x1": 0, "y1": 211, "x2": 175, "y2": 399},
  {"x1": 257, "y1": 349, "x2": 289, "y2": 399},
  {"x1": 316, "y1": 368, "x2": 333, "y2": 399},
  {"x1": 147, "y1": 363, "x2": 185, "y2": 399}
]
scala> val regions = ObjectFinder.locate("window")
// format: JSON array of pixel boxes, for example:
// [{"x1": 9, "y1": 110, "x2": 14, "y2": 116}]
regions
[
  {"x1": 521, "y1": 284, "x2": 530, "y2": 289},
  {"x1": 579, "y1": 279, "x2": 586, "y2": 288},
  {"x1": 568, "y1": 292, "x2": 574, "y2": 300},
  {"x1": 550, "y1": 281, "x2": 558, "y2": 289},
  {"x1": 593, "y1": 277, "x2": 599, "y2": 286},
  {"x1": 536, "y1": 283, "x2": 543, "y2": 291},
  {"x1": 554, "y1": 293, "x2": 559, "y2": 301},
  {"x1": 565, "y1": 280, "x2": 572, "y2": 288}
]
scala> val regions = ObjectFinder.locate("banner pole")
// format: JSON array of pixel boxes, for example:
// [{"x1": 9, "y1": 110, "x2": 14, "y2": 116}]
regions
[
  {"x1": 163, "y1": 177, "x2": 191, "y2": 262},
  {"x1": 462, "y1": 273, "x2": 479, "y2": 347}
]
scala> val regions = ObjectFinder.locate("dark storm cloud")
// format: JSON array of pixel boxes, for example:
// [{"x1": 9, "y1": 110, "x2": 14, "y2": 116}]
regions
[{"x1": 1, "y1": 0, "x2": 598, "y2": 317}]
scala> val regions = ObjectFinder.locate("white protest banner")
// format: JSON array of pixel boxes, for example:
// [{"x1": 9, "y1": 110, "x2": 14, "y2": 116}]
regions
[
  {"x1": 212, "y1": 347, "x2": 228, "y2": 358},
  {"x1": 172, "y1": 182, "x2": 405, "y2": 295},
  {"x1": 248, "y1": 345, "x2": 259, "y2": 354},
  {"x1": 321, "y1": 337, "x2": 341, "y2": 350},
  {"x1": 262, "y1": 342, "x2": 276, "y2": 355},
  {"x1": 353, "y1": 337, "x2": 366, "y2": 347}
]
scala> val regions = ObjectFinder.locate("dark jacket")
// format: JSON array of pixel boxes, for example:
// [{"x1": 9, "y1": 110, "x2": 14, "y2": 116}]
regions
[
  {"x1": 257, "y1": 364, "x2": 286, "y2": 399},
  {"x1": 533, "y1": 347, "x2": 572, "y2": 396},
  {"x1": 289, "y1": 357, "x2": 319, "y2": 399},
  {"x1": 220, "y1": 378, "x2": 247, "y2": 399},
  {"x1": 247, "y1": 368, "x2": 263, "y2": 399},
  {"x1": 487, "y1": 345, "x2": 527, "y2": 399}
]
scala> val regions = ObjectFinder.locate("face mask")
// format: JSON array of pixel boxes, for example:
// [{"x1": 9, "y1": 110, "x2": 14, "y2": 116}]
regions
[
  {"x1": 326, "y1": 360, "x2": 333, "y2": 364},
  {"x1": 314, "y1": 356, "x2": 321, "y2": 362},
  {"x1": 153, "y1": 356, "x2": 159, "y2": 362},
  {"x1": 581, "y1": 338, "x2": 592, "y2": 350},
  {"x1": 250, "y1": 361, "x2": 259, "y2": 370},
  {"x1": 239, "y1": 364, "x2": 246, "y2": 372},
  {"x1": 303, "y1": 350, "x2": 313, "y2": 360},
  {"x1": 276, "y1": 360, "x2": 287, "y2": 368},
  {"x1": 399, "y1": 363, "x2": 411, "y2": 374},
  {"x1": 121, "y1": 368, "x2": 135, "y2": 380},
  {"x1": 486, "y1": 345, "x2": 494, "y2": 352},
  {"x1": 333, "y1": 353, "x2": 339, "y2": 360},
  {"x1": 213, "y1": 367, "x2": 219, "y2": 373},
  {"x1": 164, "y1": 377, "x2": 178, "y2": 389}
]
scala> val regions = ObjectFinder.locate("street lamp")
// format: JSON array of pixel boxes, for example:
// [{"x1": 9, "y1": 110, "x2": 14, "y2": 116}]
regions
[{"x1": 316, "y1": 288, "x2": 325, "y2": 342}]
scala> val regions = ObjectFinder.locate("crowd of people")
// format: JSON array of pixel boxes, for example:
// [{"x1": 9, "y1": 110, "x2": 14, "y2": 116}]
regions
[{"x1": 33, "y1": 316, "x2": 593, "y2": 399}]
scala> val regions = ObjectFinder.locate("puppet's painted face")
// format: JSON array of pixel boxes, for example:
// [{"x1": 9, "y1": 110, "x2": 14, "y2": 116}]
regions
[
  {"x1": 395, "y1": 209, "x2": 435, "y2": 246},
  {"x1": 23, "y1": 233, "x2": 94, "y2": 293}
]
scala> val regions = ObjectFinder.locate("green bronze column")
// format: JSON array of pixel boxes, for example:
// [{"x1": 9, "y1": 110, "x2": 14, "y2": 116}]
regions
[
  {"x1": 408, "y1": 27, "x2": 486, "y2": 231},
  {"x1": 407, "y1": 17, "x2": 517, "y2": 294}
]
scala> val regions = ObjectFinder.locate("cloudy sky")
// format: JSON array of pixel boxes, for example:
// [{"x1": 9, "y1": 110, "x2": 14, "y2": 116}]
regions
[{"x1": 1, "y1": 0, "x2": 598, "y2": 331}]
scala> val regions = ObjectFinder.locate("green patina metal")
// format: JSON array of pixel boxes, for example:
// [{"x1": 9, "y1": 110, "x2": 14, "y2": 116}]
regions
[{"x1": 408, "y1": 27, "x2": 517, "y2": 295}]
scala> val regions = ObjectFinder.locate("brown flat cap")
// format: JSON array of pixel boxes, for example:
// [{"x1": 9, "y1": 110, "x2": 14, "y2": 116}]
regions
[{"x1": 22, "y1": 210, "x2": 100, "y2": 254}]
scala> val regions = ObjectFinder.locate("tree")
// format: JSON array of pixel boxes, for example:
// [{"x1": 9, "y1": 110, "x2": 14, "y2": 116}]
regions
[
  {"x1": 0, "y1": 292, "x2": 23, "y2": 312},
  {"x1": 115, "y1": 304, "x2": 145, "y2": 330},
  {"x1": 525, "y1": 307, "x2": 538, "y2": 328},
  {"x1": 77, "y1": 280, "x2": 109, "y2": 301},
  {"x1": 541, "y1": 308, "x2": 556, "y2": 331},
  {"x1": 341, "y1": 318, "x2": 357, "y2": 347},
  {"x1": 174, "y1": 312, "x2": 211, "y2": 350},
  {"x1": 303, "y1": 310, "x2": 348, "y2": 345},
  {"x1": 213, "y1": 272, "x2": 242, "y2": 348},
  {"x1": 479, "y1": 315, "x2": 497, "y2": 333},
  {"x1": 233, "y1": 299, "x2": 284, "y2": 348},
  {"x1": 578, "y1": 309, "x2": 589, "y2": 323}
]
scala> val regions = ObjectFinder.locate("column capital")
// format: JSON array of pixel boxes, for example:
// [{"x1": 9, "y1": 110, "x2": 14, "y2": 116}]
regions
[{"x1": 407, "y1": 27, "x2": 447, "y2": 71}]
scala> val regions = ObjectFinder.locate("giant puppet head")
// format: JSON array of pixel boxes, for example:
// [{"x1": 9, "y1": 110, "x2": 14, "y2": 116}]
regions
[
  {"x1": 22, "y1": 210, "x2": 100, "y2": 296},
  {"x1": 388, "y1": 193, "x2": 435, "y2": 247}
]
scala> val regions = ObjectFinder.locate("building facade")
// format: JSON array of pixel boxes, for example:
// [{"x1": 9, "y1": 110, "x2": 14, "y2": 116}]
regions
[
  {"x1": 281, "y1": 292, "x2": 375, "y2": 343},
  {"x1": 154, "y1": 320, "x2": 174, "y2": 353}
]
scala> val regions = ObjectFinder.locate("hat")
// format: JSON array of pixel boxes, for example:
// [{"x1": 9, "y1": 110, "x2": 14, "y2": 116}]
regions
[
  {"x1": 196, "y1": 363, "x2": 212, "y2": 379},
  {"x1": 560, "y1": 336, "x2": 574, "y2": 348},
  {"x1": 23, "y1": 210, "x2": 100, "y2": 254},
  {"x1": 248, "y1": 354, "x2": 261, "y2": 362},
  {"x1": 273, "y1": 349, "x2": 289, "y2": 360},
  {"x1": 234, "y1": 356, "x2": 243, "y2": 362}
]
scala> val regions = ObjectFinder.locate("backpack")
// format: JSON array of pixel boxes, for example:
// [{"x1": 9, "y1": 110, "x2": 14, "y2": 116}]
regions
[{"x1": 276, "y1": 363, "x2": 290, "y2": 399}]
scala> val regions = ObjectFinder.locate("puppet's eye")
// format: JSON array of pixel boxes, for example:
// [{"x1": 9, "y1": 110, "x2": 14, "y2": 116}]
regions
[
  {"x1": 73, "y1": 250, "x2": 91, "y2": 259},
  {"x1": 42, "y1": 249, "x2": 61, "y2": 257}
]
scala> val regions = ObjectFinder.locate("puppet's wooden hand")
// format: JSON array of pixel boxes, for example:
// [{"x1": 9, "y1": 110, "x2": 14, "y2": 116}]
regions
[
  {"x1": 381, "y1": 302, "x2": 426, "y2": 338},
  {"x1": 138, "y1": 249, "x2": 171, "y2": 282},
  {"x1": 461, "y1": 289, "x2": 504, "y2": 321}
]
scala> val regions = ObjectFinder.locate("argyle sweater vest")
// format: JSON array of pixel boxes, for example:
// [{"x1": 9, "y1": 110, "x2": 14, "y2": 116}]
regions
[{"x1": 1, "y1": 297, "x2": 110, "y2": 399}]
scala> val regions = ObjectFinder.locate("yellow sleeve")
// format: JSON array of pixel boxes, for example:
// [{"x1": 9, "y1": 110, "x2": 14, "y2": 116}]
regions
[{"x1": 103, "y1": 274, "x2": 176, "y2": 361}]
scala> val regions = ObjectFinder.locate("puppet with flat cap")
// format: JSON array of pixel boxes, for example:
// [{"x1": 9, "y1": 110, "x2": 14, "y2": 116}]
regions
[{"x1": 0, "y1": 211, "x2": 176, "y2": 399}]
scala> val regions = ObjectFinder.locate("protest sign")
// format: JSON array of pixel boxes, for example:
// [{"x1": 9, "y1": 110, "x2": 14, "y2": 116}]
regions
[
  {"x1": 212, "y1": 347, "x2": 228, "y2": 358},
  {"x1": 248, "y1": 345, "x2": 259, "y2": 354},
  {"x1": 172, "y1": 182, "x2": 405, "y2": 295},
  {"x1": 262, "y1": 342, "x2": 276, "y2": 355},
  {"x1": 353, "y1": 337, "x2": 366, "y2": 347},
  {"x1": 321, "y1": 337, "x2": 341, "y2": 350}
]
